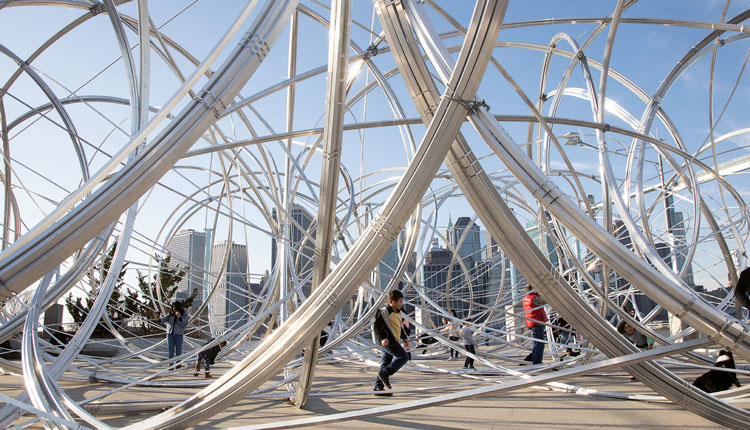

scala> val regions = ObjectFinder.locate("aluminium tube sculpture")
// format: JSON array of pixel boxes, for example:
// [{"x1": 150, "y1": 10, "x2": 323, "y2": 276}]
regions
[{"x1": 0, "y1": 0, "x2": 750, "y2": 428}]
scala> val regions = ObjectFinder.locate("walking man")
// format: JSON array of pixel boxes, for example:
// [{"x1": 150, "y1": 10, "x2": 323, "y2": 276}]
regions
[{"x1": 372, "y1": 290, "x2": 409, "y2": 396}]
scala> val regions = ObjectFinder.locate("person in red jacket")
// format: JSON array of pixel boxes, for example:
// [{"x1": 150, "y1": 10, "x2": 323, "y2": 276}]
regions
[{"x1": 522, "y1": 284, "x2": 547, "y2": 364}]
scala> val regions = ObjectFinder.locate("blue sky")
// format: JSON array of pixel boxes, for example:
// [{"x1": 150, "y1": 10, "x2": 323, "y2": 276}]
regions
[{"x1": 1, "y1": 0, "x2": 750, "y2": 297}]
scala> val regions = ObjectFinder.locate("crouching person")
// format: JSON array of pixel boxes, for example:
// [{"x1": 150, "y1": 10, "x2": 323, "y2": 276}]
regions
[
  {"x1": 194, "y1": 339, "x2": 227, "y2": 378},
  {"x1": 372, "y1": 290, "x2": 409, "y2": 396},
  {"x1": 693, "y1": 349, "x2": 741, "y2": 393}
]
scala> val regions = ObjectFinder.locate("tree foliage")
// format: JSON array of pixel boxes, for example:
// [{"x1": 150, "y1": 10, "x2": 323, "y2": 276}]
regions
[
  {"x1": 64, "y1": 242, "x2": 190, "y2": 336},
  {"x1": 132, "y1": 253, "x2": 197, "y2": 334},
  {"x1": 64, "y1": 240, "x2": 129, "y2": 336},
  {"x1": 135, "y1": 253, "x2": 192, "y2": 318}
]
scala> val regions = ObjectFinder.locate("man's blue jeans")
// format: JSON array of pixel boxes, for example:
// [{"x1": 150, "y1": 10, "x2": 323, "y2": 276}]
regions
[
  {"x1": 196, "y1": 352, "x2": 211, "y2": 371},
  {"x1": 531, "y1": 325, "x2": 546, "y2": 364},
  {"x1": 167, "y1": 333, "x2": 184, "y2": 359},
  {"x1": 374, "y1": 341, "x2": 409, "y2": 390}
]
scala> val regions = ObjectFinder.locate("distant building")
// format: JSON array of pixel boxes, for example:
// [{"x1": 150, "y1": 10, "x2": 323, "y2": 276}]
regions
[
  {"x1": 166, "y1": 229, "x2": 206, "y2": 305},
  {"x1": 271, "y1": 204, "x2": 315, "y2": 298},
  {"x1": 209, "y1": 241, "x2": 249, "y2": 333},
  {"x1": 423, "y1": 246, "x2": 468, "y2": 323},
  {"x1": 447, "y1": 216, "x2": 482, "y2": 265},
  {"x1": 485, "y1": 232, "x2": 499, "y2": 259},
  {"x1": 486, "y1": 240, "x2": 525, "y2": 336},
  {"x1": 378, "y1": 230, "x2": 416, "y2": 292},
  {"x1": 246, "y1": 271, "x2": 271, "y2": 336},
  {"x1": 476, "y1": 241, "x2": 522, "y2": 333},
  {"x1": 611, "y1": 220, "x2": 668, "y2": 321},
  {"x1": 43, "y1": 304, "x2": 64, "y2": 339},
  {"x1": 471, "y1": 260, "x2": 491, "y2": 308},
  {"x1": 250, "y1": 271, "x2": 269, "y2": 313},
  {"x1": 526, "y1": 214, "x2": 560, "y2": 267},
  {"x1": 378, "y1": 236, "x2": 400, "y2": 291},
  {"x1": 698, "y1": 285, "x2": 735, "y2": 316},
  {"x1": 669, "y1": 209, "x2": 695, "y2": 286}
]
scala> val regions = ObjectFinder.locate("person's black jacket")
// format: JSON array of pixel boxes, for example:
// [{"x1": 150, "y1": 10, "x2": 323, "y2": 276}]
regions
[
  {"x1": 736, "y1": 267, "x2": 750, "y2": 311},
  {"x1": 200, "y1": 341, "x2": 222, "y2": 365},
  {"x1": 402, "y1": 321, "x2": 411, "y2": 338},
  {"x1": 373, "y1": 305, "x2": 407, "y2": 345}
]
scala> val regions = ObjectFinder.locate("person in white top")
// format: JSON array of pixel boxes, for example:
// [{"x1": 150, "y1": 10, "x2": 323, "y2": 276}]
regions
[
  {"x1": 440, "y1": 310, "x2": 461, "y2": 360},
  {"x1": 461, "y1": 320, "x2": 477, "y2": 369}
]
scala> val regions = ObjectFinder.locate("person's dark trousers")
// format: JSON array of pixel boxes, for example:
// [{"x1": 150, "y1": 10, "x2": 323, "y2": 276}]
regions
[
  {"x1": 196, "y1": 353, "x2": 210, "y2": 372},
  {"x1": 735, "y1": 290, "x2": 750, "y2": 318},
  {"x1": 449, "y1": 336, "x2": 460, "y2": 358},
  {"x1": 531, "y1": 325, "x2": 546, "y2": 364},
  {"x1": 374, "y1": 342, "x2": 409, "y2": 390},
  {"x1": 167, "y1": 333, "x2": 184, "y2": 359},
  {"x1": 464, "y1": 344, "x2": 475, "y2": 368}
]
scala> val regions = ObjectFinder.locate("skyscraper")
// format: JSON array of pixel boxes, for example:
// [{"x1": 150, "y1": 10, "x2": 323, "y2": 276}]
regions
[
  {"x1": 377, "y1": 231, "x2": 416, "y2": 291},
  {"x1": 209, "y1": 241, "x2": 249, "y2": 333},
  {"x1": 271, "y1": 204, "x2": 315, "y2": 297},
  {"x1": 526, "y1": 214, "x2": 560, "y2": 267},
  {"x1": 669, "y1": 210, "x2": 695, "y2": 286},
  {"x1": 166, "y1": 229, "x2": 206, "y2": 304},
  {"x1": 446, "y1": 217, "x2": 482, "y2": 265},
  {"x1": 377, "y1": 231, "x2": 417, "y2": 318},
  {"x1": 612, "y1": 219, "x2": 668, "y2": 321},
  {"x1": 479, "y1": 235, "x2": 524, "y2": 334},
  {"x1": 423, "y1": 246, "x2": 468, "y2": 323},
  {"x1": 470, "y1": 260, "x2": 491, "y2": 308},
  {"x1": 378, "y1": 237, "x2": 400, "y2": 291}
]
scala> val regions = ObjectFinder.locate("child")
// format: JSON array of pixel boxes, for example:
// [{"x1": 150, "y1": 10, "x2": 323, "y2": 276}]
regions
[
  {"x1": 194, "y1": 339, "x2": 227, "y2": 378},
  {"x1": 372, "y1": 290, "x2": 408, "y2": 396}
]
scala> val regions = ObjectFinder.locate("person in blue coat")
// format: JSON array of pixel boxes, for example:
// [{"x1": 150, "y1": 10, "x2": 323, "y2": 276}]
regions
[{"x1": 159, "y1": 301, "x2": 189, "y2": 366}]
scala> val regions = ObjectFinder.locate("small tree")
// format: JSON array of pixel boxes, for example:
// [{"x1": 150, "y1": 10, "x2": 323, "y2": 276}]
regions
[
  {"x1": 135, "y1": 253, "x2": 188, "y2": 332},
  {"x1": 64, "y1": 240, "x2": 128, "y2": 337},
  {"x1": 184, "y1": 287, "x2": 198, "y2": 309}
]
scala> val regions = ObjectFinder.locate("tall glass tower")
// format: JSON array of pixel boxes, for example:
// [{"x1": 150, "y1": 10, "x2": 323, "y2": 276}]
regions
[
  {"x1": 209, "y1": 241, "x2": 249, "y2": 333},
  {"x1": 271, "y1": 204, "x2": 315, "y2": 297},
  {"x1": 446, "y1": 217, "x2": 481, "y2": 265},
  {"x1": 166, "y1": 229, "x2": 206, "y2": 304}
]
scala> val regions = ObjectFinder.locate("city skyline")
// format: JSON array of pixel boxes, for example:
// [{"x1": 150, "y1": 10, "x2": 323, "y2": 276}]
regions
[{"x1": 165, "y1": 204, "x2": 699, "y2": 321}]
